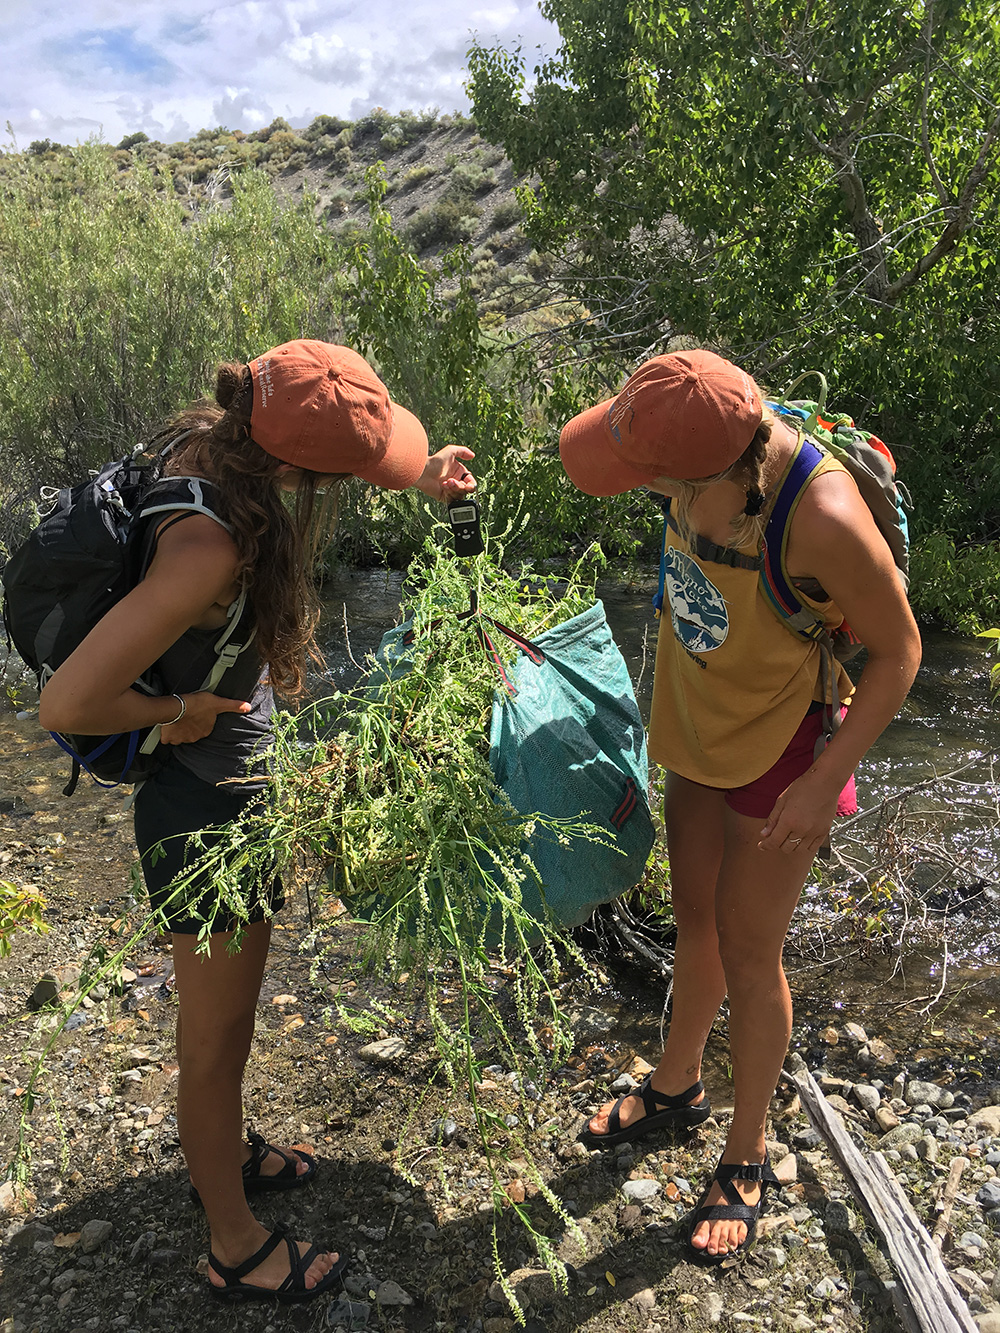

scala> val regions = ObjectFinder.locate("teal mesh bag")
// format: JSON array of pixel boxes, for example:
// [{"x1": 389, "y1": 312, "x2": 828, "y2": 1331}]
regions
[
  {"x1": 375, "y1": 599, "x2": 655, "y2": 929},
  {"x1": 487, "y1": 600, "x2": 655, "y2": 927}
]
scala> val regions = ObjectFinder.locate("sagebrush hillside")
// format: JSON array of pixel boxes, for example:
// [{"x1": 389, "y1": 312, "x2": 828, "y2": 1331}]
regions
[{"x1": 17, "y1": 110, "x2": 563, "y2": 328}]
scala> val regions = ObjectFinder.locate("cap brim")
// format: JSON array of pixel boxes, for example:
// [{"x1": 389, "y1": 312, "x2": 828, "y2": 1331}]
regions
[
  {"x1": 354, "y1": 403, "x2": 428, "y2": 490},
  {"x1": 559, "y1": 399, "x2": 658, "y2": 496}
]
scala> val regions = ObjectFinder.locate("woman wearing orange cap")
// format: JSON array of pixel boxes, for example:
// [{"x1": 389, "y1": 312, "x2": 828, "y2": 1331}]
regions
[
  {"x1": 560, "y1": 350, "x2": 920, "y2": 1261},
  {"x1": 39, "y1": 340, "x2": 476, "y2": 1303}
]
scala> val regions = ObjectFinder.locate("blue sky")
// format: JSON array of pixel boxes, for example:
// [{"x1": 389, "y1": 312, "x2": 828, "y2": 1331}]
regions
[{"x1": 2, "y1": 1, "x2": 557, "y2": 147}]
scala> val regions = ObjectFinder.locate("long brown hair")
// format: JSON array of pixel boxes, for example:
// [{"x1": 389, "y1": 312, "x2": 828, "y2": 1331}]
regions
[{"x1": 152, "y1": 363, "x2": 344, "y2": 700}]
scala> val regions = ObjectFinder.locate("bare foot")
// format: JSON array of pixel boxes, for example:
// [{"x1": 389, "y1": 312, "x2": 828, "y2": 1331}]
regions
[
  {"x1": 587, "y1": 1077, "x2": 704, "y2": 1138},
  {"x1": 210, "y1": 1226, "x2": 339, "y2": 1293},
  {"x1": 689, "y1": 1165, "x2": 762, "y2": 1257}
]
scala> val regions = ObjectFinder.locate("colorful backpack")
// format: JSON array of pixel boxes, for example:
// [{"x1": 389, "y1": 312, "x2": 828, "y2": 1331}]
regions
[{"x1": 762, "y1": 370, "x2": 909, "y2": 656}]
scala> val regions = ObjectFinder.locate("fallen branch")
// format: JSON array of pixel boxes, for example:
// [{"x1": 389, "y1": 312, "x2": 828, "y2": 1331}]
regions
[{"x1": 783, "y1": 1064, "x2": 977, "y2": 1333}]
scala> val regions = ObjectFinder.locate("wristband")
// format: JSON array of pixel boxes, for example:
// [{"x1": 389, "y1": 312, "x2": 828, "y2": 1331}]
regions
[{"x1": 165, "y1": 693, "x2": 186, "y2": 725}]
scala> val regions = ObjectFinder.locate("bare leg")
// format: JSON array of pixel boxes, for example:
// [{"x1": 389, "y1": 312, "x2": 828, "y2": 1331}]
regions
[
  {"x1": 176, "y1": 1006, "x2": 309, "y2": 1183},
  {"x1": 588, "y1": 773, "x2": 726, "y2": 1135},
  {"x1": 171, "y1": 923, "x2": 337, "y2": 1291},
  {"x1": 689, "y1": 805, "x2": 815, "y2": 1257}
]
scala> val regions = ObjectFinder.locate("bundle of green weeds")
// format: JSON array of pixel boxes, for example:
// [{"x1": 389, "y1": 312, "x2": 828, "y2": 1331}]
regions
[
  {"x1": 170, "y1": 536, "x2": 608, "y2": 1005},
  {"x1": 155, "y1": 536, "x2": 615, "y2": 1295}
]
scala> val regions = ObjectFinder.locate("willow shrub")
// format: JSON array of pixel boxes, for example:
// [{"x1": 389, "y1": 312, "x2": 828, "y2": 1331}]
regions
[
  {"x1": 0, "y1": 145, "x2": 346, "y2": 555},
  {"x1": 157, "y1": 536, "x2": 623, "y2": 1297}
]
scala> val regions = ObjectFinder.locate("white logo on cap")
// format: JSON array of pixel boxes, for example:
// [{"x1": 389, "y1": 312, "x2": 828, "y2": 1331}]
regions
[{"x1": 256, "y1": 356, "x2": 275, "y2": 406}]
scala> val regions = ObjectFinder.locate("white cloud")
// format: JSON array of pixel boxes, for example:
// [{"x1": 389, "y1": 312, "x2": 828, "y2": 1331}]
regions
[
  {"x1": 469, "y1": 7, "x2": 519, "y2": 26},
  {"x1": 283, "y1": 31, "x2": 370, "y2": 83},
  {"x1": 0, "y1": 0, "x2": 559, "y2": 145}
]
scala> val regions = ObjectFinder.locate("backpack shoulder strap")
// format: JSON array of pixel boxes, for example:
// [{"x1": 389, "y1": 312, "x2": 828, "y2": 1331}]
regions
[
  {"x1": 135, "y1": 476, "x2": 233, "y2": 578},
  {"x1": 132, "y1": 475, "x2": 254, "y2": 758},
  {"x1": 138, "y1": 475, "x2": 233, "y2": 530},
  {"x1": 760, "y1": 436, "x2": 830, "y2": 642}
]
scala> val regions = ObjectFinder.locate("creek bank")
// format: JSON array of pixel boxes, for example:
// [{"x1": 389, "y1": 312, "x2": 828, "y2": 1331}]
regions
[
  {"x1": 3, "y1": 716, "x2": 1000, "y2": 1332},
  {"x1": 5, "y1": 923, "x2": 1000, "y2": 1333}
]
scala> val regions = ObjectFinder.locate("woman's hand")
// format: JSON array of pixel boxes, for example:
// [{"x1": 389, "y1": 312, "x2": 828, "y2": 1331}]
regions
[
  {"x1": 415, "y1": 445, "x2": 476, "y2": 501},
  {"x1": 758, "y1": 768, "x2": 842, "y2": 859},
  {"x1": 159, "y1": 692, "x2": 252, "y2": 746}
]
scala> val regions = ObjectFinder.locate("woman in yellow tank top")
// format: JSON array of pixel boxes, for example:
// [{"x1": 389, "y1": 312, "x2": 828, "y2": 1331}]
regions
[{"x1": 559, "y1": 351, "x2": 920, "y2": 1262}]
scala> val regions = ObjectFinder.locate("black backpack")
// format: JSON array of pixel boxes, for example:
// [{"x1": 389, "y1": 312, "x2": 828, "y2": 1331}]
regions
[{"x1": 2, "y1": 451, "x2": 252, "y2": 795}]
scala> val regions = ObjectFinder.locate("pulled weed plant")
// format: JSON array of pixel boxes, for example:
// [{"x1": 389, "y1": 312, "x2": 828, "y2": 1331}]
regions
[{"x1": 152, "y1": 536, "x2": 628, "y2": 1294}]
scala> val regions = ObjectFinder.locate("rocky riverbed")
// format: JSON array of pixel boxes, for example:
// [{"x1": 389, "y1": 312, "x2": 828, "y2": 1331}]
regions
[{"x1": 4, "y1": 711, "x2": 1000, "y2": 1333}]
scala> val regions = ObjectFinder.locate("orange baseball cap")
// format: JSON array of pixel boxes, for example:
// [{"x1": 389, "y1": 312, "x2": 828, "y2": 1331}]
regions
[
  {"x1": 559, "y1": 350, "x2": 762, "y2": 495},
  {"x1": 248, "y1": 340, "x2": 428, "y2": 489}
]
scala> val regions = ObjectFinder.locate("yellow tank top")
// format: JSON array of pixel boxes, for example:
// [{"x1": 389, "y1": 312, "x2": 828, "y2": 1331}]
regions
[{"x1": 647, "y1": 451, "x2": 854, "y2": 787}]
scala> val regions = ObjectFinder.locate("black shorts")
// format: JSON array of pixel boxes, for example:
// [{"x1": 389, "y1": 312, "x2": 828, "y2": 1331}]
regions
[{"x1": 132, "y1": 758, "x2": 284, "y2": 935}]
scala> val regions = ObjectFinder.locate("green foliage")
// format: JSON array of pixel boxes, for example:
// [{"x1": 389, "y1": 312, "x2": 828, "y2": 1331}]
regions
[
  {"x1": 0, "y1": 147, "x2": 347, "y2": 552},
  {"x1": 247, "y1": 116, "x2": 294, "y2": 142},
  {"x1": 406, "y1": 197, "x2": 481, "y2": 250},
  {"x1": 448, "y1": 162, "x2": 498, "y2": 198},
  {"x1": 468, "y1": 1, "x2": 1000, "y2": 540},
  {"x1": 341, "y1": 168, "x2": 647, "y2": 564},
  {"x1": 490, "y1": 198, "x2": 521, "y2": 231},
  {"x1": 0, "y1": 881, "x2": 48, "y2": 957},
  {"x1": 301, "y1": 541, "x2": 609, "y2": 953},
  {"x1": 325, "y1": 188, "x2": 351, "y2": 216},
  {"x1": 399, "y1": 108, "x2": 441, "y2": 140},
  {"x1": 257, "y1": 128, "x2": 309, "y2": 162},
  {"x1": 398, "y1": 163, "x2": 435, "y2": 190},
  {"x1": 304, "y1": 114, "x2": 350, "y2": 141},
  {"x1": 353, "y1": 107, "x2": 396, "y2": 141},
  {"x1": 977, "y1": 628, "x2": 1000, "y2": 693},
  {"x1": 909, "y1": 534, "x2": 1000, "y2": 631}
]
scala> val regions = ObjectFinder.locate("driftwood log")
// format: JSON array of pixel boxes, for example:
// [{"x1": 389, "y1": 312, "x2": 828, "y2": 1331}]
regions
[{"x1": 785, "y1": 1065, "x2": 978, "y2": 1333}]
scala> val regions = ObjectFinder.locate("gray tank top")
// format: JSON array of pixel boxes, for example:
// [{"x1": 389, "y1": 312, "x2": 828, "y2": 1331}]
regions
[{"x1": 154, "y1": 615, "x2": 273, "y2": 788}]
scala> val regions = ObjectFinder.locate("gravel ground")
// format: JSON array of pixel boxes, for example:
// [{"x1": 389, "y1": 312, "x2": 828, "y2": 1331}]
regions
[{"x1": 3, "y1": 713, "x2": 1000, "y2": 1333}]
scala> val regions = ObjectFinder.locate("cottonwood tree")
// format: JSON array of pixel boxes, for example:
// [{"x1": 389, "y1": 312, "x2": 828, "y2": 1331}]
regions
[{"x1": 469, "y1": 0, "x2": 1000, "y2": 537}]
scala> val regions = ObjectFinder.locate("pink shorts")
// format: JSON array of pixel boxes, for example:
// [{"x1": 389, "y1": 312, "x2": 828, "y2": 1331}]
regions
[{"x1": 724, "y1": 706, "x2": 858, "y2": 820}]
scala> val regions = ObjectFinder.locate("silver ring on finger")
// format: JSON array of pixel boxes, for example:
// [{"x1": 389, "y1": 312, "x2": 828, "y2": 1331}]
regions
[{"x1": 787, "y1": 837, "x2": 803, "y2": 847}]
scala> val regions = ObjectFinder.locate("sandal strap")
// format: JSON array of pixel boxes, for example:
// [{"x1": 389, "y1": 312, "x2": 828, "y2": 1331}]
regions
[
  {"x1": 713, "y1": 1157, "x2": 778, "y2": 1205},
  {"x1": 604, "y1": 1075, "x2": 705, "y2": 1136},
  {"x1": 692, "y1": 1200, "x2": 759, "y2": 1224},
  {"x1": 277, "y1": 1242, "x2": 321, "y2": 1293},
  {"x1": 243, "y1": 1132, "x2": 297, "y2": 1182},
  {"x1": 604, "y1": 1093, "x2": 629, "y2": 1137},
  {"x1": 209, "y1": 1224, "x2": 287, "y2": 1284},
  {"x1": 639, "y1": 1076, "x2": 704, "y2": 1115}
]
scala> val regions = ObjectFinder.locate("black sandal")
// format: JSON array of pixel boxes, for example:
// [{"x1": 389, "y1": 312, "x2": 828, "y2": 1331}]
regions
[
  {"x1": 241, "y1": 1131, "x2": 317, "y2": 1194},
  {"x1": 579, "y1": 1075, "x2": 710, "y2": 1149},
  {"x1": 191, "y1": 1131, "x2": 317, "y2": 1204},
  {"x1": 209, "y1": 1223, "x2": 348, "y2": 1303},
  {"x1": 685, "y1": 1154, "x2": 780, "y2": 1264}
]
